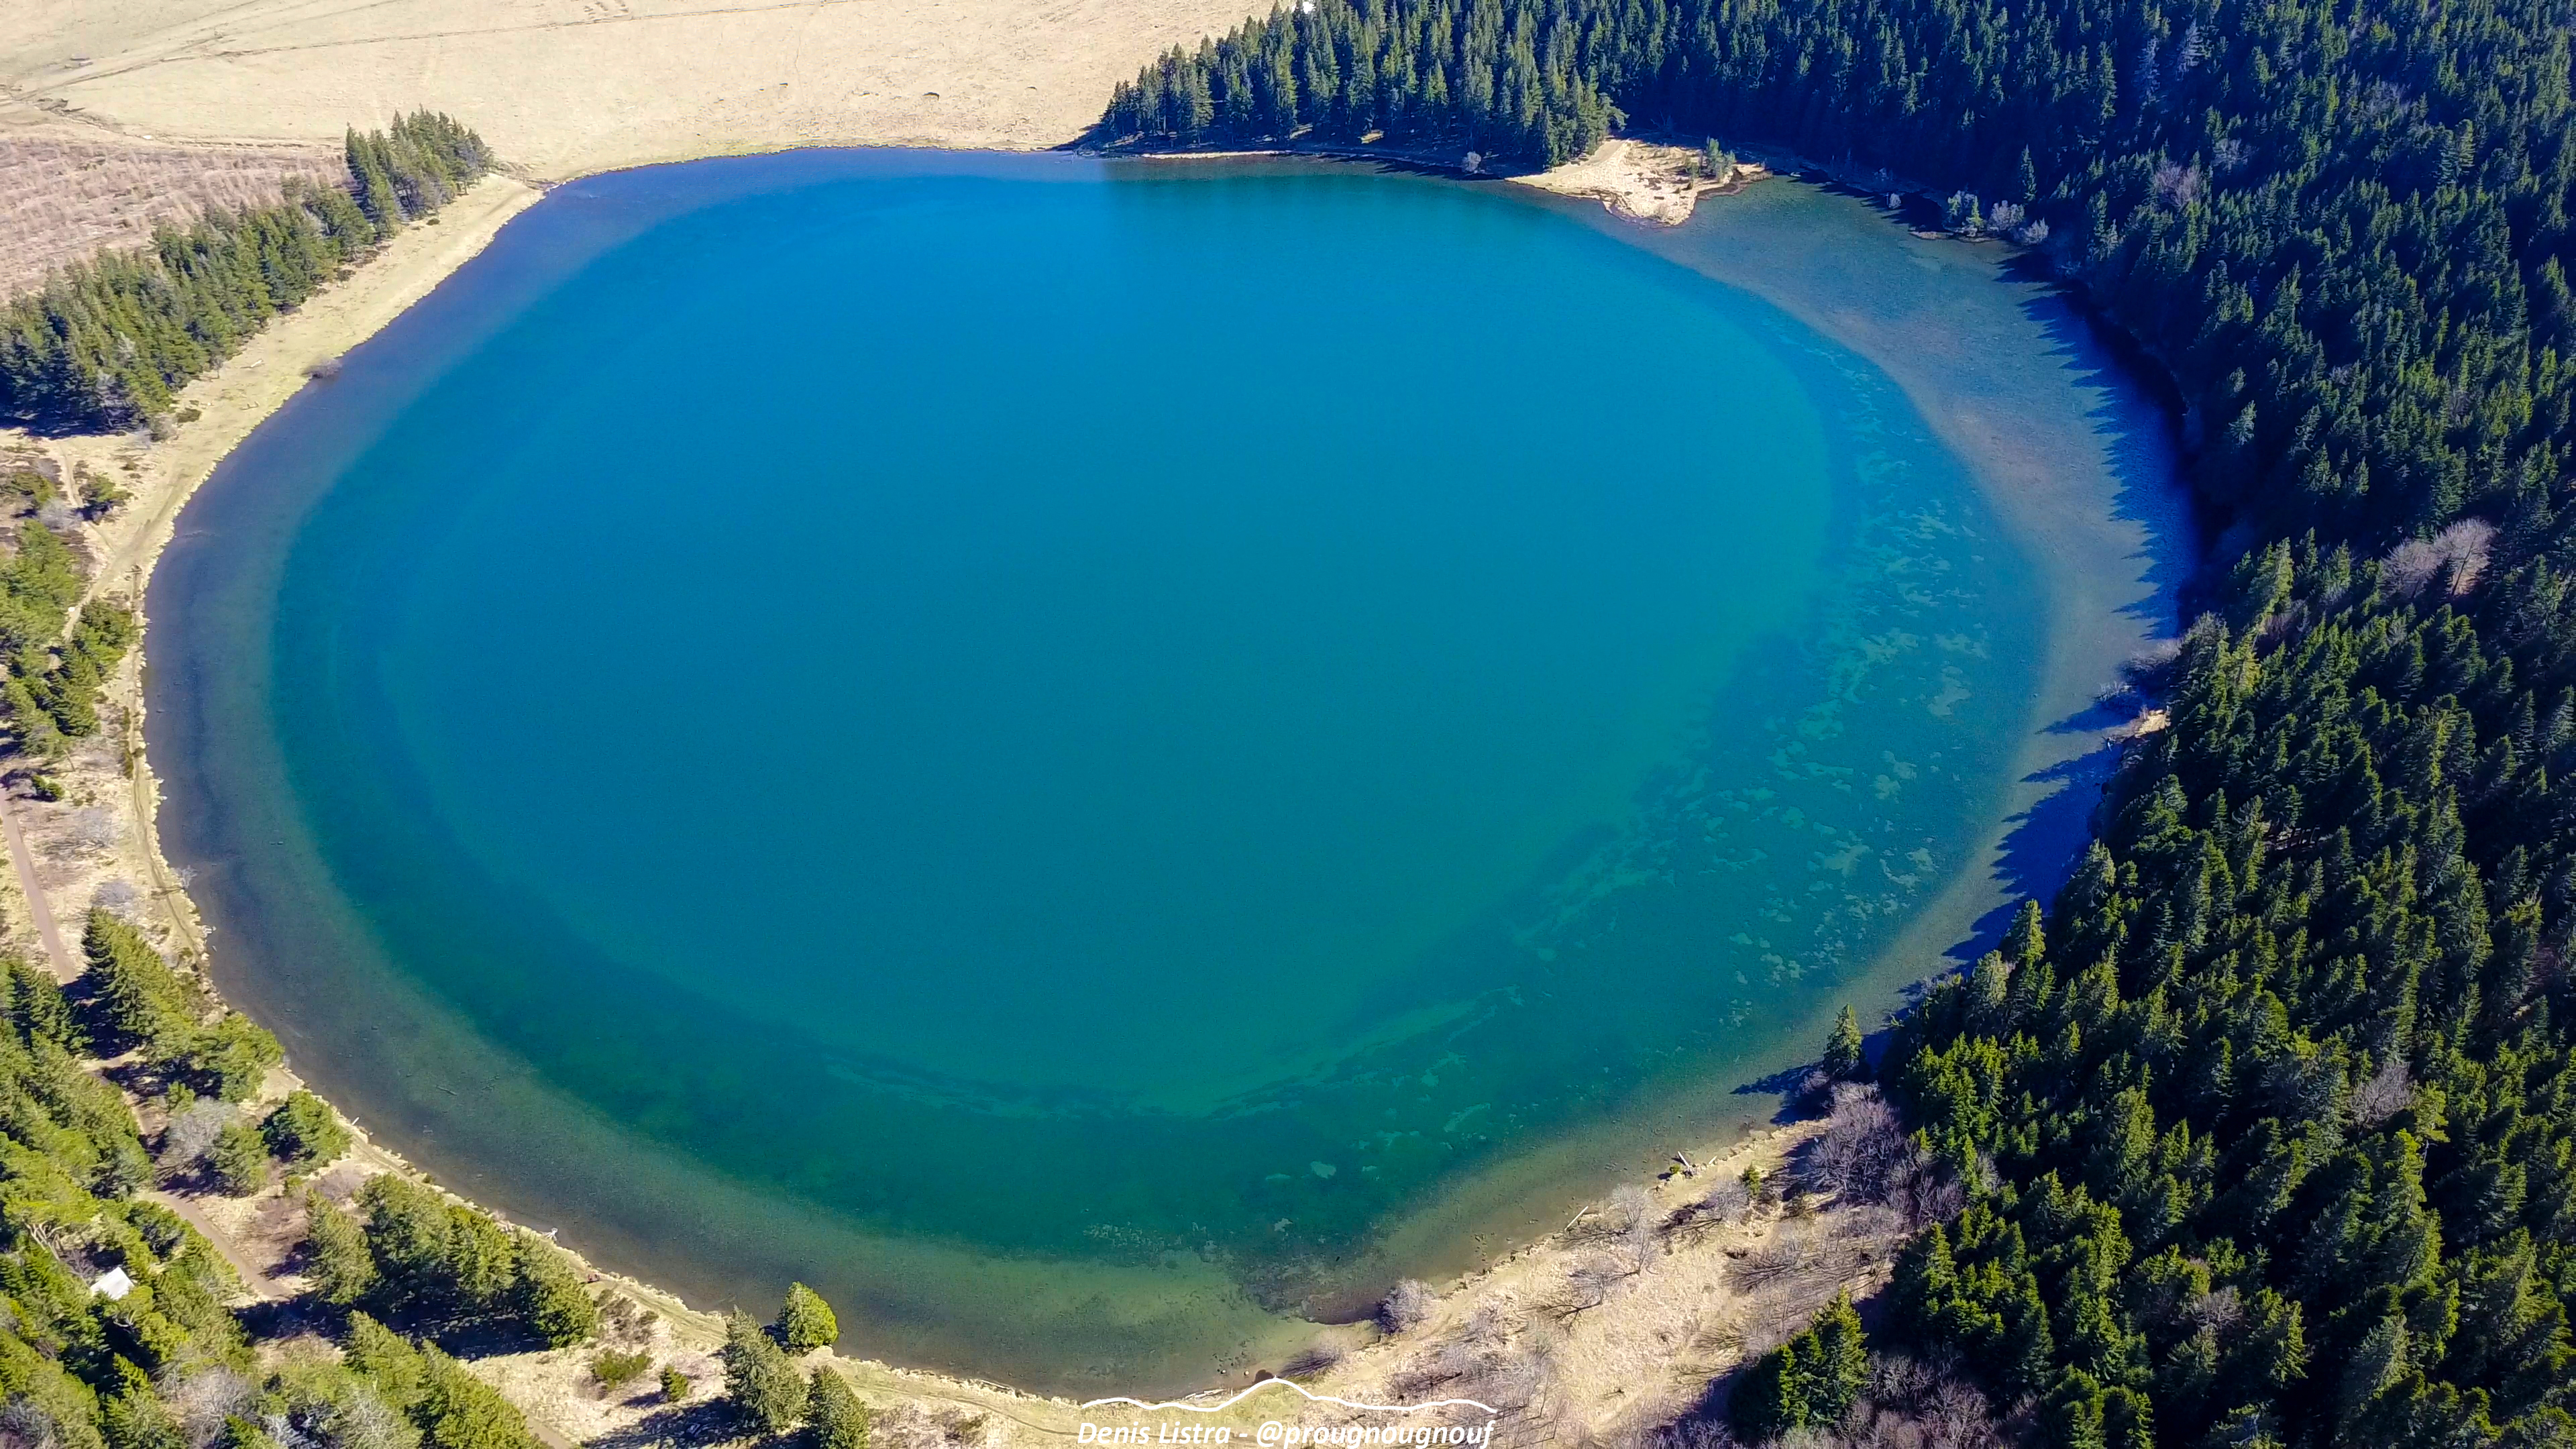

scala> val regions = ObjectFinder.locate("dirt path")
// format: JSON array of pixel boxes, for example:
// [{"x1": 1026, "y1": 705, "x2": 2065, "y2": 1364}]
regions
[
  {"x1": 0, "y1": 791, "x2": 76, "y2": 981},
  {"x1": 142, "y1": 1188, "x2": 284, "y2": 1300}
]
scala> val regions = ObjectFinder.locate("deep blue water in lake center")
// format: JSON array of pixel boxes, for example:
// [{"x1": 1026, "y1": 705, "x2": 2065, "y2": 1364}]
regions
[{"x1": 152, "y1": 152, "x2": 2049, "y2": 1387}]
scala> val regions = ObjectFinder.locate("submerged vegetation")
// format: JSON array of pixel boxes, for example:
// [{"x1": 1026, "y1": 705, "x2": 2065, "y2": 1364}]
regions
[
  {"x1": 0, "y1": 113, "x2": 492, "y2": 431},
  {"x1": 1105, "y1": 0, "x2": 2576, "y2": 1444}
]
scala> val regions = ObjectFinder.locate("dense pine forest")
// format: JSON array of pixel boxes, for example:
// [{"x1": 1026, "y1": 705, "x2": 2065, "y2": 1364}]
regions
[
  {"x1": 1108, "y1": 0, "x2": 2576, "y2": 1444},
  {"x1": 0, "y1": 113, "x2": 491, "y2": 431}
]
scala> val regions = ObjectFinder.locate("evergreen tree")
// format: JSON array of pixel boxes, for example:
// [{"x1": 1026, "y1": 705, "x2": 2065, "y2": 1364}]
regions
[
  {"x1": 208, "y1": 1116, "x2": 270, "y2": 1195},
  {"x1": 345, "y1": 1312, "x2": 427, "y2": 1409},
  {"x1": 723, "y1": 1313, "x2": 804, "y2": 1433},
  {"x1": 413, "y1": 1346, "x2": 540, "y2": 1449},
  {"x1": 508, "y1": 1233, "x2": 598, "y2": 1348},
  {"x1": 777, "y1": 1282, "x2": 838, "y2": 1352},
  {"x1": 1730, "y1": 1293, "x2": 1870, "y2": 1438},
  {"x1": 806, "y1": 1368, "x2": 869, "y2": 1449},
  {"x1": 1821, "y1": 1005, "x2": 1865, "y2": 1080},
  {"x1": 304, "y1": 1190, "x2": 380, "y2": 1306},
  {"x1": 262, "y1": 1089, "x2": 351, "y2": 1170},
  {"x1": 5, "y1": 114, "x2": 492, "y2": 431}
]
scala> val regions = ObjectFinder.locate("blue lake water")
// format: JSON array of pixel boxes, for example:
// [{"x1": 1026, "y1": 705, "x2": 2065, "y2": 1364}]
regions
[{"x1": 147, "y1": 152, "x2": 2141, "y2": 1391}]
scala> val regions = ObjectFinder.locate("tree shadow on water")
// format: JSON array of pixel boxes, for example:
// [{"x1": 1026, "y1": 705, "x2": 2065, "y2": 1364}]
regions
[{"x1": 1948, "y1": 729, "x2": 2130, "y2": 973}]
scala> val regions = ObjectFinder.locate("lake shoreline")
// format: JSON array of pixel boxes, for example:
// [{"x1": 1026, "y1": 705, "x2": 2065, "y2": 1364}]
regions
[{"x1": 3, "y1": 143, "x2": 2184, "y2": 1426}]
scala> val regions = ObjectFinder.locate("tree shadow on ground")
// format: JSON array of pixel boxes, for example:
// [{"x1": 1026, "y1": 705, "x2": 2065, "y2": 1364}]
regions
[{"x1": 586, "y1": 1399, "x2": 743, "y2": 1449}]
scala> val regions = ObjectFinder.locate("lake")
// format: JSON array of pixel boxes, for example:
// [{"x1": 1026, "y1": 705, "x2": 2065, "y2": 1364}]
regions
[{"x1": 147, "y1": 152, "x2": 2182, "y2": 1392}]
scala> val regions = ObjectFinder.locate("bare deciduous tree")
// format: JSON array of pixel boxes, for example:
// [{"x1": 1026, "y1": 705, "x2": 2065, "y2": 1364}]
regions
[
  {"x1": 69, "y1": 808, "x2": 119, "y2": 854},
  {"x1": 1562, "y1": 1252, "x2": 1623, "y2": 1313},
  {"x1": 94, "y1": 879, "x2": 140, "y2": 918},
  {"x1": 2152, "y1": 160, "x2": 2206, "y2": 208},
  {"x1": 166, "y1": 1367, "x2": 256, "y2": 1449},
  {"x1": 1642, "y1": 1417, "x2": 1748, "y2": 1449},
  {"x1": 2187, "y1": 1285, "x2": 2244, "y2": 1336},
  {"x1": 1462, "y1": 1348, "x2": 1548, "y2": 1411},
  {"x1": 313, "y1": 1162, "x2": 372, "y2": 1203},
  {"x1": 1695, "y1": 1178, "x2": 1751, "y2": 1225},
  {"x1": 1381, "y1": 1277, "x2": 1436, "y2": 1333},
  {"x1": 1828, "y1": 1352, "x2": 2008, "y2": 1449},
  {"x1": 1800, "y1": 1085, "x2": 1911, "y2": 1204},
  {"x1": 1729, "y1": 1224, "x2": 1819, "y2": 1293},
  {"x1": 160, "y1": 1099, "x2": 233, "y2": 1173},
  {"x1": 1604, "y1": 1183, "x2": 1660, "y2": 1273},
  {"x1": 1279, "y1": 1338, "x2": 1345, "y2": 1377},
  {"x1": 0, "y1": 1401, "x2": 60, "y2": 1449},
  {"x1": 2385, "y1": 519, "x2": 2498, "y2": 598},
  {"x1": 2351, "y1": 1057, "x2": 2415, "y2": 1127}
]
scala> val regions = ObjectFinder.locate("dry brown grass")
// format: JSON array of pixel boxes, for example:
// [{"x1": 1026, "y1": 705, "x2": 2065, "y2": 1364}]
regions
[{"x1": 0, "y1": 132, "x2": 340, "y2": 296}]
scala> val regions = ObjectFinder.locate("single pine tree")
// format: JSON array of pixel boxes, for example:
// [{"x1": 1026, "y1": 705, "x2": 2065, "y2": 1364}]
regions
[
  {"x1": 807, "y1": 1368, "x2": 871, "y2": 1449},
  {"x1": 724, "y1": 1313, "x2": 805, "y2": 1433},
  {"x1": 1822, "y1": 1005, "x2": 1866, "y2": 1080},
  {"x1": 777, "y1": 1282, "x2": 839, "y2": 1352}
]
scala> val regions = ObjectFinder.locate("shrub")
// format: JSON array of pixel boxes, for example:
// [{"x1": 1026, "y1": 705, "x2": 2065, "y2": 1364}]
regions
[
  {"x1": 659, "y1": 1366, "x2": 690, "y2": 1403},
  {"x1": 589, "y1": 1350, "x2": 651, "y2": 1395},
  {"x1": 777, "y1": 1282, "x2": 837, "y2": 1351}
]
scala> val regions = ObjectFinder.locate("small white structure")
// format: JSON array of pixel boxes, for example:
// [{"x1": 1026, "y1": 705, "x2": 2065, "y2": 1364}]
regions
[{"x1": 89, "y1": 1267, "x2": 134, "y2": 1301}]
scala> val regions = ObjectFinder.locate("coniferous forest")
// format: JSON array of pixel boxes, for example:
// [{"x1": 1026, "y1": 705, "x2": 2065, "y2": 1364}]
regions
[
  {"x1": 1107, "y1": 1, "x2": 2576, "y2": 1444},
  {"x1": 0, "y1": 112, "x2": 491, "y2": 431}
]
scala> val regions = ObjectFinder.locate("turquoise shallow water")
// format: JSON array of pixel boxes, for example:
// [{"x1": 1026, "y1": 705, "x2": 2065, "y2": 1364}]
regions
[{"x1": 151, "y1": 152, "x2": 2060, "y2": 1388}]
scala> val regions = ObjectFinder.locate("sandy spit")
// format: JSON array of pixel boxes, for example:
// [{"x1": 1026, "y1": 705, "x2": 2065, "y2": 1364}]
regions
[{"x1": 1509, "y1": 138, "x2": 1768, "y2": 225}]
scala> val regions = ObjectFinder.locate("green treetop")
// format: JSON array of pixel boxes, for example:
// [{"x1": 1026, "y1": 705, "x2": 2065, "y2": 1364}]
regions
[
  {"x1": 722, "y1": 1313, "x2": 804, "y2": 1433},
  {"x1": 777, "y1": 1281, "x2": 839, "y2": 1352},
  {"x1": 1821, "y1": 1004, "x2": 1865, "y2": 1081},
  {"x1": 807, "y1": 1367, "x2": 871, "y2": 1449}
]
